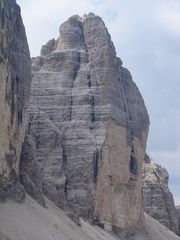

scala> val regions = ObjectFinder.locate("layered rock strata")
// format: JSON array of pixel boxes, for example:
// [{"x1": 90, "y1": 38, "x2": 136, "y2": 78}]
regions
[
  {"x1": 143, "y1": 154, "x2": 179, "y2": 234},
  {"x1": 21, "y1": 13, "x2": 149, "y2": 232},
  {"x1": 0, "y1": 0, "x2": 31, "y2": 201}
]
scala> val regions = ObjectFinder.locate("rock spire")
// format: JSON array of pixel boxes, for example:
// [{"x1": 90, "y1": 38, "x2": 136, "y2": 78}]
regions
[{"x1": 21, "y1": 13, "x2": 149, "y2": 233}]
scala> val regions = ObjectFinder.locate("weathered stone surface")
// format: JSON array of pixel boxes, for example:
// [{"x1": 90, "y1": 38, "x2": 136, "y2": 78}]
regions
[
  {"x1": 143, "y1": 154, "x2": 179, "y2": 234},
  {"x1": 41, "y1": 38, "x2": 58, "y2": 56},
  {"x1": 176, "y1": 206, "x2": 180, "y2": 236},
  {"x1": 0, "y1": 0, "x2": 31, "y2": 201},
  {"x1": 22, "y1": 13, "x2": 149, "y2": 232},
  {"x1": 19, "y1": 134, "x2": 46, "y2": 207}
]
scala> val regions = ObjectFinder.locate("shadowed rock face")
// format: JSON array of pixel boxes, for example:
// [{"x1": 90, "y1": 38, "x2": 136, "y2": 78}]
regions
[
  {"x1": 176, "y1": 206, "x2": 180, "y2": 236},
  {"x1": 19, "y1": 135, "x2": 46, "y2": 207},
  {"x1": 21, "y1": 13, "x2": 149, "y2": 231},
  {"x1": 143, "y1": 154, "x2": 179, "y2": 234},
  {"x1": 0, "y1": 0, "x2": 31, "y2": 202}
]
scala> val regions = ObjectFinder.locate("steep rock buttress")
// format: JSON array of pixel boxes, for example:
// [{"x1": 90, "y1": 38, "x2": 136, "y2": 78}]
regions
[
  {"x1": 21, "y1": 13, "x2": 149, "y2": 233},
  {"x1": 143, "y1": 154, "x2": 179, "y2": 234},
  {"x1": 0, "y1": 0, "x2": 31, "y2": 201}
]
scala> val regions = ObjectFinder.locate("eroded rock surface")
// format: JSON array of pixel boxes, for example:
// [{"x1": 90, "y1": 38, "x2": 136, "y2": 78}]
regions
[
  {"x1": 176, "y1": 206, "x2": 180, "y2": 236},
  {"x1": 21, "y1": 13, "x2": 149, "y2": 232},
  {"x1": 143, "y1": 154, "x2": 179, "y2": 234},
  {"x1": 20, "y1": 135, "x2": 46, "y2": 207},
  {"x1": 0, "y1": 0, "x2": 31, "y2": 201}
]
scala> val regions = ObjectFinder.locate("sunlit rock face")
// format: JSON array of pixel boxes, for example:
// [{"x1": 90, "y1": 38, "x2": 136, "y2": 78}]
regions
[
  {"x1": 143, "y1": 154, "x2": 179, "y2": 235},
  {"x1": 22, "y1": 13, "x2": 149, "y2": 231},
  {"x1": 0, "y1": 0, "x2": 31, "y2": 202}
]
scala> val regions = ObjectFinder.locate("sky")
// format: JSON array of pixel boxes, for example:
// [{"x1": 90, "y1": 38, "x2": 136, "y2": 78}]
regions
[{"x1": 17, "y1": 0, "x2": 180, "y2": 205}]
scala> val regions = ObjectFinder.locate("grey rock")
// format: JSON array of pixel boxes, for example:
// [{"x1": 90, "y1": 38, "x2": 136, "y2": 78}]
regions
[
  {"x1": 20, "y1": 134, "x2": 46, "y2": 207},
  {"x1": 143, "y1": 154, "x2": 179, "y2": 234},
  {"x1": 176, "y1": 206, "x2": 180, "y2": 236},
  {"x1": 0, "y1": 0, "x2": 31, "y2": 201},
  {"x1": 22, "y1": 13, "x2": 149, "y2": 232},
  {"x1": 41, "y1": 38, "x2": 58, "y2": 56}
]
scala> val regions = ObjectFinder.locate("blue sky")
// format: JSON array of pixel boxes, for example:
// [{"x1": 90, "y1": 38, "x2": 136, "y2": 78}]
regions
[{"x1": 17, "y1": 0, "x2": 180, "y2": 205}]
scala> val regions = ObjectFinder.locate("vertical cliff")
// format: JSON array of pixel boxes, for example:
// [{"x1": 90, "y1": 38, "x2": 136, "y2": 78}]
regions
[
  {"x1": 21, "y1": 13, "x2": 149, "y2": 233},
  {"x1": 0, "y1": 0, "x2": 31, "y2": 202},
  {"x1": 143, "y1": 154, "x2": 179, "y2": 234}
]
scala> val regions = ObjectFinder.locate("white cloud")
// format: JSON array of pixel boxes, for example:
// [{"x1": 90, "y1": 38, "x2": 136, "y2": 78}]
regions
[
  {"x1": 170, "y1": 186, "x2": 180, "y2": 206},
  {"x1": 174, "y1": 197, "x2": 180, "y2": 206},
  {"x1": 17, "y1": 0, "x2": 94, "y2": 56},
  {"x1": 153, "y1": 0, "x2": 180, "y2": 37}
]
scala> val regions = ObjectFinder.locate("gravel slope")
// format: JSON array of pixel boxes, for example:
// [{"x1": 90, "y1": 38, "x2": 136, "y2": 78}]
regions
[{"x1": 0, "y1": 195, "x2": 179, "y2": 240}]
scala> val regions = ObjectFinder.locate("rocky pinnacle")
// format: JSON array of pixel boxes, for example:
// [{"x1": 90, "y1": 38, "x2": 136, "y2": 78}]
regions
[
  {"x1": 143, "y1": 154, "x2": 179, "y2": 234},
  {"x1": 21, "y1": 13, "x2": 149, "y2": 233}
]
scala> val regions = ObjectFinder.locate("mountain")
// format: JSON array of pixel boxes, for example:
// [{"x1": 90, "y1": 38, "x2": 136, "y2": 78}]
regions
[
  {"x1": 176, "y1": 206, "x2": 180, "y2": 235},
  {"x1": 143, "y1": 154, "x2": 179, "y2": 234},
  {"x1": 0, "y1": 2, "x2": 179, "y2": 239},
  {"x1": 0, "y1": 0, "x2": 31, "y2": 202},
  {"x1": 21, "y1": 13, "x2": 149, "y2": 235}
]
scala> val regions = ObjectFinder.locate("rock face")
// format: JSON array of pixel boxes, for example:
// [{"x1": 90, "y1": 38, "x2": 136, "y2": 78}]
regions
[
  {"x1": 0, "y1": 0, "x2": 31, "y2": 201},
  {"x1": 143, "y1": 154, "x2": 179, "y2": 234},
  {"x1": 176, "y1": 206, "x2": 180, "y2": 236},
  {"x1": 20, "y1": 135, "x2": 46, "y2": 207},
  {"x1": 21, "y1": 13, "x2": 149, "y2": 233}
]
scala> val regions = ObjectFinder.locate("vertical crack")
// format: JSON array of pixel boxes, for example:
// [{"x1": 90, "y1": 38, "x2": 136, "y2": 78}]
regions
[
  {"x1": 119, "y1": 72, "x2": 134, "y2": 145},
  {"x1": 92, "y1": 149, "x2": 99, "y2": 183},
  {"x1": 129, "y1": 146, "x2": 138, "y2": 176},
  {"x1": 69, "y1": 52, "x2": 81, "y2": 121},
  {"x1": 69, "y1": 95, "x2": 73, "y2": 121},
  {"x1": 87, "y1": 73, "x2": 91, "y2": 88},
  {"x1": 90, "y1": 95, "x2": 95, "y2": 123},
  {"x1": 62, "y1": 137, "x2": 68, "y2": 199}
]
